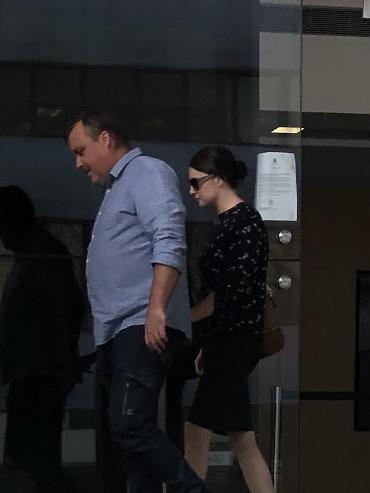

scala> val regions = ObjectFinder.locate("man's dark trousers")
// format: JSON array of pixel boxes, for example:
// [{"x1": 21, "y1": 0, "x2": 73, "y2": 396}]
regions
[{"x1": 100, "y1": 325, "x2": 205, "y2": 493}]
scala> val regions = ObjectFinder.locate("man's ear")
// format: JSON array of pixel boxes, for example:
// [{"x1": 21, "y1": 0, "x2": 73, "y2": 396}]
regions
[{"x1": 99, "y1": 130, "x2": 111, "y2": 148}]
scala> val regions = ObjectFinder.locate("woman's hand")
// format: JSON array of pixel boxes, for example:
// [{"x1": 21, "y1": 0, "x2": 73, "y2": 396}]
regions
[
  {"x1": 191, "y1": 292, "x2": 215, "y2": 322},
  {"x1": 194, "y1": 349, "x2": 204, "y2": 376}
]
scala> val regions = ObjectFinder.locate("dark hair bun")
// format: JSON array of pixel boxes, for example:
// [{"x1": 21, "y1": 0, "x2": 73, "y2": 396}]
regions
[
  {"x1": 235, "y1": 160, "x2": 248, "y2": 181},
  {"x1": 189, "y1": 146, "x2": 248, "y2": 189}
]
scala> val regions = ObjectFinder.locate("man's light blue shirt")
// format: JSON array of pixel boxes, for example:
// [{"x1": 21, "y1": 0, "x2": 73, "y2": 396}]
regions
[{"x1": 86, "y1": 147, "x2": 191, "y2": 346}]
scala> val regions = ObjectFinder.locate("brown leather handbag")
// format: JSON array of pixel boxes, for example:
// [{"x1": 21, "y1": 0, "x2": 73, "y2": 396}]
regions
[{"x1": 261, "y1": 287, "x2": 285, "y2": 358}]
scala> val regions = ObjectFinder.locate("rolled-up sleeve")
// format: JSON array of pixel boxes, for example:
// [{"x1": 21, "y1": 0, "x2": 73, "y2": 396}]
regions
[{"x1": 134, "y1": 161, "x2": 186, "y2": 273}]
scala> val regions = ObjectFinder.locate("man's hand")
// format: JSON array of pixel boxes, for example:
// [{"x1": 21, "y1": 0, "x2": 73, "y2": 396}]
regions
[
  {"x1": 145, "y1": 264, "x2": 179, "y2": 353},
  {"x1": 145, "y1": 306, "x2": 168, "y2": 353}
]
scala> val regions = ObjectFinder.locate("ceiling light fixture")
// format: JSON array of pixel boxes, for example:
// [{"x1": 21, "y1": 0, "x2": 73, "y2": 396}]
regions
[{"x1": 271, "y1": 127, "x2": 304, "y2": 134}]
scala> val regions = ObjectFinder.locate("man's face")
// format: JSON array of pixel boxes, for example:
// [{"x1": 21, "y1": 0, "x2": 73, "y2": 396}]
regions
[{"x1": 68, "y1": 121, "x2": 114, "y2": 186}]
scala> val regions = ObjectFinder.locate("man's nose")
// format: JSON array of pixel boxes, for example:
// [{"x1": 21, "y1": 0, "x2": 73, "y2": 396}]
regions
[{"x1": 75, "y1": 155, "x2": 83, "y2": 168}]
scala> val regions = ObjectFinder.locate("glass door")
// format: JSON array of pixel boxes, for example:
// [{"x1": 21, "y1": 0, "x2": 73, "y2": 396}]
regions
[{"x1": 0, "y1": 1, "x2": 302, "y2": 491}]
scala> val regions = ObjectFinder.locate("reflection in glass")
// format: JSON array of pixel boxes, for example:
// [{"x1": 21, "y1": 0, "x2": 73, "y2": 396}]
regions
[
  {"x1": 0, "y1": 1, "x2": 302, "y2": 491},
  {"x1": 0, "y1": 186, "x2": 87, "y2": 492}
]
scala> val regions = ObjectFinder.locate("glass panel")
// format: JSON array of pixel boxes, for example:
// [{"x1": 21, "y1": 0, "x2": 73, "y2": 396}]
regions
[
  {"x1": 139, "y1": 72, "x2": 185, "y2": 140},
  {"x1": 0, "y1": 66, "x2": 30, "y2": 135},
  {"x1": 188, "y1": 73, "x2": 234, "y2": 143},
  {"x1": 0, "y1": 1, "x2": 302, "y2": 492},
  {"x1": 257, "y1": 2, "x2": 302, "y2": 493},
  {"x1": 236, "y1": 76, "x2": 259, "y2": 144},
  {"x1": 35, "y1": 68, "x2": 80, "y2": 136},
  {"x1": 86, "y1": 68, "x2": 137, "y2": 138}
]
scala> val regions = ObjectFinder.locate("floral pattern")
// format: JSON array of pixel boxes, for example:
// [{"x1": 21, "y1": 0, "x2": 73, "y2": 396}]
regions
[{"x1": 197, "y1": 202, "x2": 268, "y2": 340}]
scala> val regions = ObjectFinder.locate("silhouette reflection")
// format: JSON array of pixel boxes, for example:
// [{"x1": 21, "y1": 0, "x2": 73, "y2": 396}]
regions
[{"x1": 0, "y1": 186, "x2": 84, "y2": 493}]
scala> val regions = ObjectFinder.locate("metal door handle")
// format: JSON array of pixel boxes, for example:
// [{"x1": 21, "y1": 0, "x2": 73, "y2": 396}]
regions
[{"x1": 272, "y1": 386, "x2": 282, "y2": 492}]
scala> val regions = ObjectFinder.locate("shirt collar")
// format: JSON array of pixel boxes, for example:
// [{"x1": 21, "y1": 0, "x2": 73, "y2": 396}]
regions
[{"x1": 109, "y1": 147, "x2": 142, "y2": 181}]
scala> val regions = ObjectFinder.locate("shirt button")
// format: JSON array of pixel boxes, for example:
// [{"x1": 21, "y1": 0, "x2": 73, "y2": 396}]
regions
[
  {"x1": 86, "y1": 258, "x2": 90, "y2": 263},
  {"x1": 91, "y1": 234, "x2": 95, "y2": 239}
]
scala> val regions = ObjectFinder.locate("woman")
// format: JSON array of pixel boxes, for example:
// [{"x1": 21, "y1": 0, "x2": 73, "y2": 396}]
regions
[{"x1": 185, "y1": 146, "x2": 274, "y2": 493}]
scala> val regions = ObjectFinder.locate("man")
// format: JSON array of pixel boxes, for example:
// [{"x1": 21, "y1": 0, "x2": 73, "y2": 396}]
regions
[
  {"x1": 66, "y1": 111, "x2": 208, "y2": 493},
  {"x1": 0, "y1": 186, "x2": 83, "y2": 493}
]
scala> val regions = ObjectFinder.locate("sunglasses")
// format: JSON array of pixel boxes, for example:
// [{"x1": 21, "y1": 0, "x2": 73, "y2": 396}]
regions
[{"x1": 188, "y1": 174, "x2": 214, "y2": 191}]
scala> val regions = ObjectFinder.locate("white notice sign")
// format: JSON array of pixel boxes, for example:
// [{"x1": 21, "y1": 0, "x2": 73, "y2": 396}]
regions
[
  {"x1": 255, "y1": 152, "x2": 297, "y2": 221},
  {"x1": 364, "y1": 0, "x2": 370, "y2": 19}
]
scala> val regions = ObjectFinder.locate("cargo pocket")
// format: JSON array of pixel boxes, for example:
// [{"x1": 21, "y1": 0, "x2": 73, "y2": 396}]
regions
[{"x1": 119, "y1": 372, "x2": 161, "y2": 419}]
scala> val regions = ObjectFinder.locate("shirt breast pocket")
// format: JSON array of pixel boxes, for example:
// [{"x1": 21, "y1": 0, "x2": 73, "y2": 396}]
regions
[{"x1": 103, "y1": 203, "x2": 137, "y2": 231}]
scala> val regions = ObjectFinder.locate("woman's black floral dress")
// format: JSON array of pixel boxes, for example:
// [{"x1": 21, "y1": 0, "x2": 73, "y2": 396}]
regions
[{"x1": 188, "y1": 202, "x2": 269, "y2": 433}]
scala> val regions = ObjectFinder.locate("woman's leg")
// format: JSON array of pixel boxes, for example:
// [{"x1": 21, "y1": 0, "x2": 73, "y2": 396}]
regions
[
  {"x1": 228, "y1": 431, "x2": 274, "y2": 493},
  {"x1": 184, "y1": 421, "x2": 212, "y2": 480}
]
